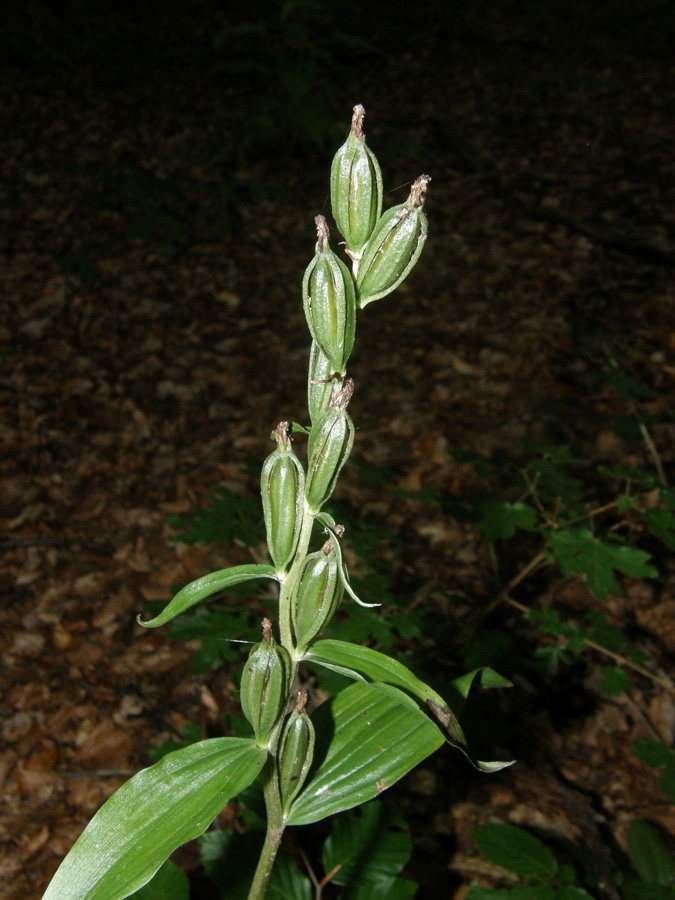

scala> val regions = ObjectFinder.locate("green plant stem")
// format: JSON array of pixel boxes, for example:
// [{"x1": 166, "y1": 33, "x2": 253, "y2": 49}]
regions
[
  {"x1": 247, "y1": 502, "x2": 317, "y2": 900},
  {"x1": 246, "y1": 806, "x2": 286, "y2": 900}
]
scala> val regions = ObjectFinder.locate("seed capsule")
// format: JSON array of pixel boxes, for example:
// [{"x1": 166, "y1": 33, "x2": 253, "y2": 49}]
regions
[
  {"x1": 307, "y1": 341, "x2": 340, "y2": 426},
  {"x1": 261, "y1": 422, "x2": 305, "y2": 574},
  {"x1": 303, "y1": 216, "x2": 357, "y2": 376},
  {"x1": 291, "y1": 540, "x2": 343, "y2": 650},
  {"x1": 356, "y1": 174, "x2": 431, "y2": 308},
  {"x1": 305, "y1": 380, "x2": 355, "y2": 513},
  {"x1": 278, "y1": 689, "x2": 315, "y2": 816},
  {"x1": 240, "y1": 619, "x2": 291, "y2": 747},
  {"x1": 330, "y1": 104, "x2": 383, "y2": 259}
]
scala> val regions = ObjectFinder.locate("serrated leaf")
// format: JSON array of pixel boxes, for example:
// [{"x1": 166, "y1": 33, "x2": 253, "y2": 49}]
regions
[
  {"x1": 43, "y1": 738, "x2": 267, "y2": 900},
  {"x1": 473, "y1": 499, "x2": 538, "y2": 541},
  {"x1": 474, "y1": 823, "x2": 557, "y2": 876},
  {"x1": 627, "y1": 820, "x2": 675, "y2": 885},
  {"x1": 303, "y1": 640, "x2": 513, "y2": 772},
  {"x1": 127, "y1": 861, "x2": 189, "y2": 900},
  {"x1": 287, "y1": 683, "x2": 445, "y2": 825},
  {"x1": 323, "y1": 803, "x2": 411, "y2": 888},
  {"x1": 549, "y1": 528, "x2": 657, "y2": 600},
  {"x1": 137, "y1": 564, "x2": 277, "y2": 628}
]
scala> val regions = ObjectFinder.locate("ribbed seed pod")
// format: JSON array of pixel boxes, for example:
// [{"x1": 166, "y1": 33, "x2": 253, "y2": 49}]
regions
[
  {"x1": 291, "y1": 540, "x2": 343, "y2": 650},
  {"x1": 240, "y1": 619, "x2": 291, "y2": 747},
  {"x1": 305, "y1": 380, "x2": 355, "y2": 513},
  {"x1": 356, "y1": 175, "x2": 431, "y2": 308},
  {"x1": 330, "y1": 104, "x2": 383, "y2": 259},
  {"x1": 308, "y1": 341, "x2": 339, "y2": 426},
  {"x1": 261, "y1": 422, "x2": 305, "y2": 574},
  {"x1": 278, "y1": 690, "x2": 315, "y2": 816},
  {"x1": 302, "y1": 215, "x2": 356, "y2": 376}
]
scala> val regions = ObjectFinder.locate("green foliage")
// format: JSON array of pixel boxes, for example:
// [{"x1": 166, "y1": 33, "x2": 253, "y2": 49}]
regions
[
  {"x1": 548, "y1": 528, "x2": 657, "y2": 601},
  {"x1": 42, "y1": 740, "x2": 267, "y2": 900},
  {"x1": 200, "y1": 799, "x2": 417, "y2": 899},
  {"x1": 168, "y1": 487, "x2": 265, "y2": 548},
  {"x1": 633, "y1": 740, "x2": 675, "y2": 803},
  {"x1": 474, "y1": 823, "x2": 558, "y2": 878},
  {"x1": 625, "y1": 820, "x2": 675, "y2": 886},
  {"x1": 127, "y1": 861, "x2": 189, "y2": 900},
  {"x1": 468, "y1": 819, "x2": 675, "y2": 900},
  {"x1": 323, "y1": 802, "x2": 417, "y2": 898}
]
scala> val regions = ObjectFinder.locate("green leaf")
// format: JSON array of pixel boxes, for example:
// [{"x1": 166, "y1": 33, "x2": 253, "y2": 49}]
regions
[
  {"x1": 43, "y1": 738, "x2": 267, "y2": 900},
  {"x1": 287, "y1": 683, "x2": 445, "y2": 826},
  {"x1": 169, "y1": 486, "x2": 264, "y2": 547},
  {"x1": 323, "y1": 803, "x2": 412, "y2": 888},
  {"x1": 473, "y1": 499, "x2": 538, "y2": 541},
  {"x1": 626, "y1": 820, "x2": 675, "y2": 885},
  {"x1": 601, "y1": 665, "x2": 631, "y2": 697},
  {"x1": 303, "y1": 640, "x2": 513, "y2": 772},
  {"x1": 659, "y1": 768, "x2": 675, "y2": 803},
  {"x1": 137, "y1": 564, "x2": 277, "y2": 628},
  {"x1": 633, "y1": 740, "x2": 675, "y2": 770},
  {"x1": 149, "y1": 723, "x2": 203, "y2": 761},
  {"x1": 473, "y1": 823, "x2": 558, "y2": 876},
  {"x1": 465, "y1": 887, "x2": 526, "y2": 900},
  {"x1": 201, "y1": 832, "x2": 313, "y2": 900},
  {"x1": 645, "y1": 507, "x2": 675, "y2": 551},
  {"x1": 548, "y1": 528, "x2": 657, "y2": 600},
  {"x1": 267, "y1": 853, "x2": 313, "y2": 900},
  {"x1": 127, "y1": 861, "x2": 189, "y2": 900},
  {"x1": 343, "y1": 878, "x2": 418, "y2": 900}
]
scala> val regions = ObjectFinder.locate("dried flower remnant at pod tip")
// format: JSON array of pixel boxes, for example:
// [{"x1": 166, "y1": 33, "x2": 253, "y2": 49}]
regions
[
  {"x1": 302, "y1": 215, "x2": 356, "y2": 376},
  {"x1": 240, "y1": 618, "x2": 291, "y2": 748},
  {"x1": 330, "y1": 103, "x2": 384, "y2": 262},
  {"x1": 305, "y1": 383, "x2": 355, "y2": 513},
  {"x1": 261, "y1": 422, "x2": 305, "y2": 575}
]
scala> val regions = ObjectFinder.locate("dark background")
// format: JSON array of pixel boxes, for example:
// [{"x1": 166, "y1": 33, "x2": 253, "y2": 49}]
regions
[{"x1": 2, "y1": 1, "x2": 674, "y2": 897}]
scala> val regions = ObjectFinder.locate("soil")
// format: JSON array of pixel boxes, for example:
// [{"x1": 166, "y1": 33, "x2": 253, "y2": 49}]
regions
[{"x1": 2, "y1": 2, "x2": 674, "y2": 898}]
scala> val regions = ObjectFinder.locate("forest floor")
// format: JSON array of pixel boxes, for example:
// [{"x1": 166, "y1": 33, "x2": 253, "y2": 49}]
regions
[{"x1": 2, "y1": 2, "x2": 675, "y2": 898}]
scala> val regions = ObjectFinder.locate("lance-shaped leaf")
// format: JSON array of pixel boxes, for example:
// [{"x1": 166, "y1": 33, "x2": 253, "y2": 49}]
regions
[
  {"x1": 43, "y1": 738, "x2": 267, "y2": 900},
  {"x1": 137, "y1": 564, "x2": 277, "y2": 628},
  {"x1": 287, "y1": 682, "x2": 444, "y2": 825},
  {"x1": 303, "y1": 640, "x2": 513, "y2": 772}
]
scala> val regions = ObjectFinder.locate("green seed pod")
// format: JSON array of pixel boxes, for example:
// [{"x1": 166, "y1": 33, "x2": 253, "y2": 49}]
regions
[
  {"x1": 261, "y1": 422, "x2": 305, "y2": 574},
  {"x1": 305, "y1": 380, "x2": 355, "y2": 513},
  {"x1": 278, "y1": 689, "x2": 315, "y2": 816},
  {"x1": 330, "y1": 104, "x2": 383, "y2": 259},
  {"x1": 356, "y1": 174, "x2": 431, "y2": 308},
  {"x1": 302, "y1": 216, "x2": 357, "y2": 376},
  {"x1": 240, "y1": 619, "x2": 291, "y2": 747},
  {"x1": 308, "y1": 341, "x2": 340, "y2": 425},
  {"x1": 291, "y1": 540, "x2": 343, "y2": 650}
]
